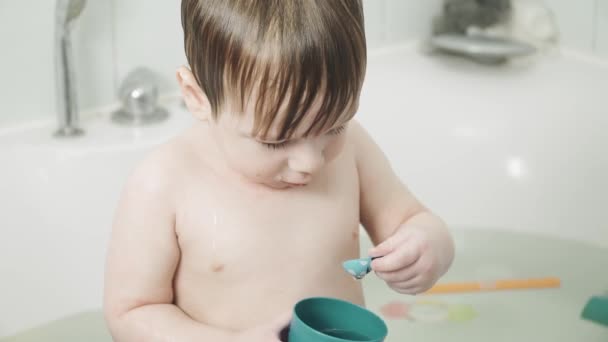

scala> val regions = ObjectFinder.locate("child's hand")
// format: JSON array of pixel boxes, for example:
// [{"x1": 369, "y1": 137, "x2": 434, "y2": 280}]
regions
[
  {"x1": 234, "y1": 311, "x2": 292, "y2": 342},
  {"x1": 369, "y1": 225, "x2": 451, "y2": 295}
]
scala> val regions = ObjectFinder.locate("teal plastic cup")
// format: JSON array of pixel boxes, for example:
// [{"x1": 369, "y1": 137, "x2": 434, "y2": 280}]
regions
[{"x1": 287, "y1": 297, "x2": 388, "y2": 342}]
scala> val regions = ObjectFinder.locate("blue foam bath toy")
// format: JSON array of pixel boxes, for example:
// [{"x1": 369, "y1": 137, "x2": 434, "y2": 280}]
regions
[{"x1": 581, "y1": 294, "x2": 608, "y2": 327}]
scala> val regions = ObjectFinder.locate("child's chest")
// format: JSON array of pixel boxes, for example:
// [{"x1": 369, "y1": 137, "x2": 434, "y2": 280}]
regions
[{"x1": 174, "y1": 162, "x2": 361, "y2": 278}]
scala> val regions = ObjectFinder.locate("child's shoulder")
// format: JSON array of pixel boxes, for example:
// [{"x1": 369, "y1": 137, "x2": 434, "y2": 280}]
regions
[
  {"x1": 345, "y1": 119, "x2": 389, "y2": 170},
  {"x1": 122, "y1": 133, "x2": 194, "y2": 199},
  {"x1": 346, "y1": 119, "x2": 373, "y2": 155},
  {"x1": 347, "y1": 119, "x2": 365, "y2": 140}
]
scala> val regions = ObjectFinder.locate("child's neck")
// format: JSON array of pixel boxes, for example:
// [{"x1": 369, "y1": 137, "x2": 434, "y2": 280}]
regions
[{"x1": 185, "y1": 122, "x2": 289, "y2": 194}]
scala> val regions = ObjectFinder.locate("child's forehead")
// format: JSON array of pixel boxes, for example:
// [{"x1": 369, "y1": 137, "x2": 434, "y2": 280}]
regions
[
  {"x1": 222, "y1": 67, "x2": 361, "y2": 141},
  {"x1": 234, "y1": 96, "x2": 358, "y2": 142}
]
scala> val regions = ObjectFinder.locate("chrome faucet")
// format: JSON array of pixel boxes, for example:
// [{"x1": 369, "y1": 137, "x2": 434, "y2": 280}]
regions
[{"x1": 54, "y1": 0, "x2": 86, "y2": 137}]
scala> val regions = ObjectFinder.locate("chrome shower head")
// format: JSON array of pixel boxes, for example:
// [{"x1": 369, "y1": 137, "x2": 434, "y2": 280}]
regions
[
  {"x1": 54, "y1": 0, "x2": 87, "y2": 137},
  {"x1": 56, "y1": 0, "x2": 87, "y2": 29}
]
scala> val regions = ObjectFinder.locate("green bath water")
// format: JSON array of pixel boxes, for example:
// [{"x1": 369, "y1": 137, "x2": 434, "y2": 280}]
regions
[
  {"x1": 1, "y1": 311, "x2": 109, "y2": 342},
  {"x1": 3, "y1": 229, "x2": 607, "y2": 342}
]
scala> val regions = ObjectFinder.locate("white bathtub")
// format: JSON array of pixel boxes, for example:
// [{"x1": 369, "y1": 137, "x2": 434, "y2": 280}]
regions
[{"x1": 1, "y1": 45, "x2": 607, "y2": 340}]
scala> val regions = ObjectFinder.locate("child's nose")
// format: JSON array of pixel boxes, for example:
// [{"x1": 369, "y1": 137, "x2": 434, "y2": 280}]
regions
[{"x1": 288, "y1": 143, "x2": 325, "y2": 175}]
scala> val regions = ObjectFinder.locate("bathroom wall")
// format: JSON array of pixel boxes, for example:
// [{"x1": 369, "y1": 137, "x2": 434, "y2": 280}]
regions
[
  {"x1": 597, "y1": 0, "x2": 608, "y2": 57},
  {"x1": 0, "y1": 0, "x2": 607, "y2": 126},
  {"x1": 0, "y1": 0, "x2": 115, "y2": 126},
  {"x1": 543, "y1": 0, "x2": 599, "y2": 54},
  {"x1": 112, "y1": 1, "x2": 186, "y2": 96}
]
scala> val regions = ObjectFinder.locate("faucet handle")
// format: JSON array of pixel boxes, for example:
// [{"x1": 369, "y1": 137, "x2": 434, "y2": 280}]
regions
[{"x1": 112, "y1": 67, "x2": 169, "y2": 125}]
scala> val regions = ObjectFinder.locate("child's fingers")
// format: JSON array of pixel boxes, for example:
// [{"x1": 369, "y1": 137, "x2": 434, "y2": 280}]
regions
[
  {"x1": 369, "y1": 227, "x2": 410, "y2": 258},
  {"x1": 371, "y1": 243, "x2": 420, "y2": 272},
  {"x1": 390, "y1": 275, "x2": 425, "y2": 294},
  {"x1": 375, "y1": 265, "x2": 418, "y2": 283},
  {"x1": 368, "y1": 236, "x2": 396, "y2": 258}
]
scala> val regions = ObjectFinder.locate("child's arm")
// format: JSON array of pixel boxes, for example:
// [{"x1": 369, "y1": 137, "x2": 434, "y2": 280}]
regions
[
  {"x1": 351, "y1": 121, "x2": 454, "y2": 294},
  {"x1": 103, "y1": 163, "x2": 235, "y2": 342}
]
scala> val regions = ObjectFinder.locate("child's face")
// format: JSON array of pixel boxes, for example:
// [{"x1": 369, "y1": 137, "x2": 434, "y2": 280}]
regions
[
  {"x1": 177, "y1": 66, "x2": 356, "y2": 189},
  {"x1": 209, "y1": 100, "x2": 353, "y2": 190}
]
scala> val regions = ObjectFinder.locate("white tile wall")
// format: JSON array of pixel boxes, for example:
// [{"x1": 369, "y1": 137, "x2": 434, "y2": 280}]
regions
[
  {"x1": 1, "y1": 0, "x2": 607, "y2": 127},
  {"x1": 544, "y1": 0, "x2": 597, "y2": 53},
  {"x1": 386, "y1": 0, "x2": 443, "y2": 43},
  {"x1": 363, "y1": 0, "x2": 389, "y2": 49},
  {"x1": 362, "y1": 0, "x2": 443, "y2": 48},
  {"x1": 0, "y1": 0, "x2": 114, "y2": 127},
  {"x1": 113, "y1": 0, "x2": 186, "y2": 95},
  {"x1": 72, "y1": 0, "x2": 115, "y2": 111},
  {"x1": 596, "y1": 0, "x2": 608, "y2": 58},
  {"x1": 0, "y1": 1, "x2": 55, "y2": 126}
]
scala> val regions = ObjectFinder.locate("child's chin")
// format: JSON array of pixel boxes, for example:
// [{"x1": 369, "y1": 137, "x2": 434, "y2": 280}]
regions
[{"x1": 247, "y1": 179, "x2": 290, "y2": 190}]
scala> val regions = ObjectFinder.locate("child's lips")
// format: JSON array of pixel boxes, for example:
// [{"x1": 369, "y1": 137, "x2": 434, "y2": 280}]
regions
[
  {"x1": 282, "y1": 175, "x2": 312, "y2": 186},
  {"x1": 275, "y1": 175, "x2": 311, "y2": 187}
]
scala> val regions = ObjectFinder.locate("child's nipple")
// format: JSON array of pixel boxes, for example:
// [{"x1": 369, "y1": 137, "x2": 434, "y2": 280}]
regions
[{"x1": 210, "y1": 261, "x2": 225, "y2": 273}]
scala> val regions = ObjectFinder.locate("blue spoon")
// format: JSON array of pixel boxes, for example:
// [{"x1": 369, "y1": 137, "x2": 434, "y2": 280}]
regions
[{"x1": 342, "y1": 256, "x2": 381, "y2": 280}]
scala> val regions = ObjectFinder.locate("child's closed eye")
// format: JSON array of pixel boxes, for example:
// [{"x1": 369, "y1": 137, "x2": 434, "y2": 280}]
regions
[
  {"x1": 328, "y1": 124, "x2": 346, "y2": 136},
  {"x1": 262, "y1": 141, "x2": 290, "y2": 150},
  {"x1": 261, "y1": 125, "x2": 346, "y2": 150}
]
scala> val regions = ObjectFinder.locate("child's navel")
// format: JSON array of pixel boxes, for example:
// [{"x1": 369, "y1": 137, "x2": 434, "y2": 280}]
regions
[{"x1": 352, "y1": 230, "x2": 360, "y2": 240}]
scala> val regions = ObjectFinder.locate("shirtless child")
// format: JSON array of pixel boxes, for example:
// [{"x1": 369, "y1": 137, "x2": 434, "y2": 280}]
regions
[{"x1": 103, "y1": 1, "x2": 454, "y2": 341}]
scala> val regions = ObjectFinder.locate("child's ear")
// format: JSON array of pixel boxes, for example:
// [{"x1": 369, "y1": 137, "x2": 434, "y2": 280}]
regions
[{"x1": 176, "y1": 66, "x2": 211, "y2": 121}]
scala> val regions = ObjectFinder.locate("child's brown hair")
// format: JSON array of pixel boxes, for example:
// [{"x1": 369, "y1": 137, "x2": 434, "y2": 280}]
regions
[{"x1": 181, "y1": 0, "x2": 367, "y2": 140}]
